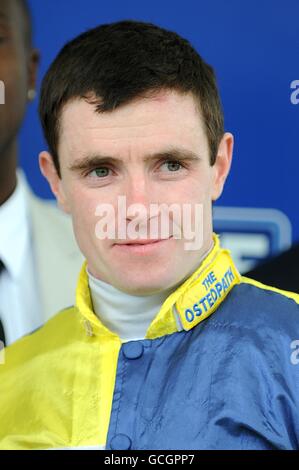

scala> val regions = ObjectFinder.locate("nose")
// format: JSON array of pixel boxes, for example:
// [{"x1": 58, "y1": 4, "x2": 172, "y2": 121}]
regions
[
  {"x1": 115, "y1": 172, "x2": 168, "y2": 241},
  {"x1": 123, "y1": 172, "x2": 152, "y2": 220}
]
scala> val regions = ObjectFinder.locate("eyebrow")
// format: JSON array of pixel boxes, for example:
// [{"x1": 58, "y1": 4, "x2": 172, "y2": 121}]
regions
[{"x1": 68, "y1": 147, "x2": 201, "y2": 172}]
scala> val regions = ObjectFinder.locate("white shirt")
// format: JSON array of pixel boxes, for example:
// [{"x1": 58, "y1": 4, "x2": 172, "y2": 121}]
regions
[
  {"x1": 88, "y1": 271, "x2": 178, "y2": 342},
  {"x1": 0, "y1": 171, "x2": 42, "y2": 345}
]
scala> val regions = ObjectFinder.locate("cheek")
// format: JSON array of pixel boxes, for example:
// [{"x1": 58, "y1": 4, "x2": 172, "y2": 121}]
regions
[
  {"x1": 0, "y1": 47, "x2": 27, "y2": 99},
  {"x1": 61, "y1": 173, "x2": 115, "y2": 233},
  {"x1": 67, "y1": 186, "x2": 107, "y2": 246},
  {"x1": 178, "y1": 174, "x2": 212, "y2": 205},
  {"x1": 72, "y1": 193, "x2": 97, "y2": 226},
  {"x1": 0, "y1": 58, "x2": 27, "y2": 144},
  {"x1": 177, "y1": 173, "x2": 213, "y2": 231}
]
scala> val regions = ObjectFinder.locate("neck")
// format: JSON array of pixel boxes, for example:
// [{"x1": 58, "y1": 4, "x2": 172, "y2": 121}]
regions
[
  {"x1": 88, "y1": 272, "x2": 175, "y2": 341},
  {"x1": 0, "y1": 140, "x2": 18, "y2": 206}
]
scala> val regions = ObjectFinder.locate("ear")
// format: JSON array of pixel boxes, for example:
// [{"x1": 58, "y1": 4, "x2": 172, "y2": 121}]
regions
[
  {"x1": 39, "y1": 151, "x2": 70, "y2": 213},
  {"x1": 211, "y1": 132, "x2": 234, "y2": 201},
  {"x1": 27, "y1": 48, "x2": 39, "y2": 102}
]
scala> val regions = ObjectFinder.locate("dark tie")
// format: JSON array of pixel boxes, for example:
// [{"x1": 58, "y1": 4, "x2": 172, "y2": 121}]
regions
[{"x1": 0, "y1": 259, "x2": 6, "y2": 346}]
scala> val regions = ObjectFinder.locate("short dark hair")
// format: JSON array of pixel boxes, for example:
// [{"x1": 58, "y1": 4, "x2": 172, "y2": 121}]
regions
[{"x1": 39, "y1": 20, "x2": 224, "y2": 176}]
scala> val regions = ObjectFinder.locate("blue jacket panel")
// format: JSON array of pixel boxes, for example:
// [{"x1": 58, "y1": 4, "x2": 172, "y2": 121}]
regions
[{"x1": 107, "y1": 283, "x2": 299, "y2": 450}]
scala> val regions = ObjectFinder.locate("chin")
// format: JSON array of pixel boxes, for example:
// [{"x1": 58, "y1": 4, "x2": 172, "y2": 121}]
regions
[{"x1": 116, "y1": 275, "x2": 174, "y2": 296}]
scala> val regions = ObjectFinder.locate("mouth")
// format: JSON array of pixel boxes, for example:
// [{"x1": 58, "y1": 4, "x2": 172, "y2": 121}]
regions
[
  {"x1": 113, "y1": 236, "x2": 173, "y2": 253},
  {"x1": 115, "y1": 238, "x2": 169, "y2": 246}
]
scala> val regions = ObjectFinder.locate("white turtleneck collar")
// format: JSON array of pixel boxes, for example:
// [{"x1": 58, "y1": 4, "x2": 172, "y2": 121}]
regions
[
  {"x1": 87, "y1": 240, "x2": 214, "y2": 342},
  {"x1": 88, "y1": 272, "x2": 175, "y2": 342}
]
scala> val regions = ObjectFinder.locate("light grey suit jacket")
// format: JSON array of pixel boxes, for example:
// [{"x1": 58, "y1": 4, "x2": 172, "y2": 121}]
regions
[{"x1": 26, "y1": 183, "x2": 84, "y2": 323}]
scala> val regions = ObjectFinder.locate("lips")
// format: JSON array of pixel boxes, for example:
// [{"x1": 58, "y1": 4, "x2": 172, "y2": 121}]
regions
[
  {"x1": 115, "y1": 239, "x2": 167, "y2": 246},
  {"x1": 113, "y1": 237, "x2": 173, "y2": 253}
]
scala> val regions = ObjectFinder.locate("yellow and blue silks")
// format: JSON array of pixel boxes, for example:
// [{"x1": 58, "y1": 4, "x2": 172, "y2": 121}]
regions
[{"x1": 0, "y1": 233, "x2": 299, "y2": 450}]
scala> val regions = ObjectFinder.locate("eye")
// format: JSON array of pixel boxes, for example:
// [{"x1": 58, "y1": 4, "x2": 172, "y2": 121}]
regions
[
  {"x1": 89, "y1": 167, "x2": 110, "y2": 178},
  {"x1": 160, "y1": 160, "x2": 184, "y2": 172}
]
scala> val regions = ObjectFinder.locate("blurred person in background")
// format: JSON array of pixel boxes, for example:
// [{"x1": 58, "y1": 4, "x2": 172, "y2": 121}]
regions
[
  {"x1": 0, "y1": 0, "x2": 83, "y2": 346},
  {"x1": 245, "y1": 242, "x2": 299, "y2": 294}
]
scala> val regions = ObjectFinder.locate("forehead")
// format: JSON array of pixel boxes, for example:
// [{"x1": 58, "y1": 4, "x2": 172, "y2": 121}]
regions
[
  {"x1": 0, "y1": 0, "x2": 17, "y2": 21},
  {"x1": 59, "y1": 90, "x2": 207, "y2": 155},
  {"x1": 0, "y1": 0, "x2": 24, "y2": 33}
]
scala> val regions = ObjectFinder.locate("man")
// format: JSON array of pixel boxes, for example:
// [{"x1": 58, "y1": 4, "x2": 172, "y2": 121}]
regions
[
  {"x1": 0, "y1": 20, "x2": 298, "y2": 450},
  {"x1": 246, "y1": 243, "x2": 299, "y2": 293},
  {"x1": 0, "y1": 0, "x2": 83, "y2": 345}
]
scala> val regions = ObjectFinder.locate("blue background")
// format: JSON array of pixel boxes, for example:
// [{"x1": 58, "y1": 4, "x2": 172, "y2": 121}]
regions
[{"x1": 20, "y1": 0, "x2": 299, "y2": 242}]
